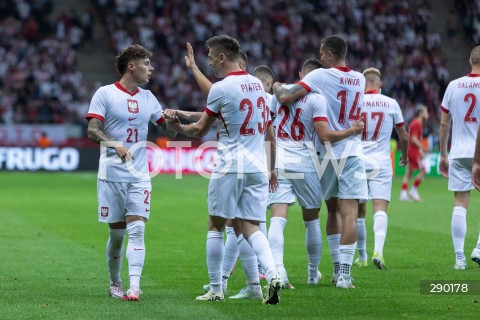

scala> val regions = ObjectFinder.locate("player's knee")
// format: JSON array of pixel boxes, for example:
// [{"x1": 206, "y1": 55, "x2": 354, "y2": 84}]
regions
[{"x1": 127, "y1": 220, "x2": 145, "y2": 240}]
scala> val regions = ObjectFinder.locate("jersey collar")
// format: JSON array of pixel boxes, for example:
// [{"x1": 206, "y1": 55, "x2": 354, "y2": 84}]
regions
[
  {"x1": 365, "y1": 89, "x2": 379, "y2": 94},
  {"x1": 227, "y1": 71, "x2": 248, "y2": 76},
  {"x1": 467, "y1": 73, "x2": 480, "y2": 77},
  {"x1": 115, "y1": 81, "x2": 139, "y2": 96},
  {"x1": 333, "y1": 66, "x2": 352, "y2": 72}
]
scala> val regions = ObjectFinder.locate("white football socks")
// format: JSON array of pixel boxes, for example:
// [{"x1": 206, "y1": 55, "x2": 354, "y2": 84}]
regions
[
  {"x1": 268, "y1": 217, "x2": 287, "y2": 279},
  {"x1": 126, "y1": 220, "x2": 145, "y2": 289},
  {"x1": 304, "y1": 218, "x2": 321, "y2": 276},
  {"x1": 206, "y1": 230, "x2": 224, "y2": 294},
  {"x1": 452, "y1": 206, "x2": 467, "y2": 260},
  {"x1": 373, "y1": 211, "x2": 388, "y2": 256},
  {"x1": 248, "y1": 231, "x2": 277, "y2": 282},
  {"x1": 356, "y1": 218, "x2": 367, "y2": 260},
  {"x1": 327, "y1": 234, "x2": 341, "y2": 275},
  {"x1": 107, "y1": 228, "x2": 126, "y2": 285},
  {"x1": 339, "y1": 242, "x2": 356, "y2": 277},
  {"x1": 223, "y1": 226, "x2": 239, "y2": 277},
  {"x1": 237, "y1": 234, "x2": 260, "y2": 284}
]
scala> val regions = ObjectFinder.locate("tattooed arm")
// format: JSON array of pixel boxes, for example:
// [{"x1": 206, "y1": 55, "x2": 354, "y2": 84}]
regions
[
  {"x1": 159, "y1": 120, "x2": 177, "y2": 139},
  {"x1": 87, "y1": 118, "x2": 132, "y2": 162},
  {"x1": 273, "y1": 82, "x2": 308, "y2": 104}
]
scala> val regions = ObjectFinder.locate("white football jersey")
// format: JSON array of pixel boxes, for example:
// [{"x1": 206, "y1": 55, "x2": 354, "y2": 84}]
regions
[
  {"x1": 271, "y1": 85, "x2": 328, "y2": 172},
  {"x1": 206, "y1": 71, "x2": 269, "y2": 173},
  {"x1": 361, "y1": 90, "x2": 404, "y2": 161},
  {"x1": 87, "y1": 82, "x2": 164, "y2": 182},
  {"x1": 441, "y1": 74, "x2": 480, "y2": 159},
  {"x1": 299, "y1": 67, "x2": 365, "y2": 159}
]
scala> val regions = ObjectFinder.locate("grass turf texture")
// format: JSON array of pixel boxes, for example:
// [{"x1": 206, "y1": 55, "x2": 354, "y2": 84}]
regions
[{"x1": 1, "y1": 172, "x2": 480, "y2": 319}]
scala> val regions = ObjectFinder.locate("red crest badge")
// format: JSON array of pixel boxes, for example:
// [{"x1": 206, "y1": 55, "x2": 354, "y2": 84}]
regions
[
  {"x1": 127, "y1": 100, "x2": 139, "y2": 113},
  {"x1": 101, "y1": 206, "x2": 109, "y2": 217}
]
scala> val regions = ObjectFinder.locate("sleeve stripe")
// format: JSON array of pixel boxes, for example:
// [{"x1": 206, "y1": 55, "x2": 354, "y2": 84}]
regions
[
  {"x1": 86, "y1": 113, "x2": 104, "y2": 122},
  {"x1": 395, "y1": 122, "x2": 405, "y2": 127},
  {"x1": 156, "y1": 117, "x2": 165, "y2": 125},
  {"x1": 205, "y1": 107, "x2": 219, "y2": 117},
  {"x1": 440, "y1": 106, "x2": 449, "y2": 114},
  {"x1": 297, "y1": 81, "x2": 312, "y2": 93},
  {"x1": 313, "y1": 116, "x2": 328, "y2": 122},
  {"x1": 267, "y1": 120, "x2": 273, "y2": 126}
]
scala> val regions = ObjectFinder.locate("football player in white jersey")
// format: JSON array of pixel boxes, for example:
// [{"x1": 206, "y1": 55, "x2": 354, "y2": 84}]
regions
[
  {"x1": 179, "y1": 43, "x2": 270, "y2": 299},
  {"x1": 164, "y1": 35, "x2": 282, "y2": 304},
  {"x1": 273, "y1": 35, "x2": 367, "y2": 288},
  {"x1": 439, "y1": 45, "x2": 480, "y2": 270},
  {"x1": 86, "y1": 44, "x2": 175, "y2": 301},
  {"x1": 268, "y1": 58, "x2": 364, "y2": 289},
  {"x1": 353, "y1": 68, "x2": 408, "y2": 270}
]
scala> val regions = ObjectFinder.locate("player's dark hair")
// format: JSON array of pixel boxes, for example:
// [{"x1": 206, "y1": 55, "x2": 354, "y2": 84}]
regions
[
  {"x1": 321, "y1": 35, "x2": 348, "y2": 60},
  {"x1": 115, "y1": 44, "x2": 152, "y2": 76},
  {"x1": 302, "y1": 58, "x2": 322, "y2": 74},
  {"x1": 253, "y1": 65, "x2": 274, "y2": 83},
  {"x1": 238, "y1": 50, "x2": 248, "y2": 68},
  {"x1": 205, "y1": 35, "x2": 240, "y2": 62}
]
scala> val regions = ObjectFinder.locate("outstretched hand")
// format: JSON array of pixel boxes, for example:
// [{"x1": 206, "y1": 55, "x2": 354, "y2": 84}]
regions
[{"x1": 185, "y1": 42, "x2": 196, "y2": 70}]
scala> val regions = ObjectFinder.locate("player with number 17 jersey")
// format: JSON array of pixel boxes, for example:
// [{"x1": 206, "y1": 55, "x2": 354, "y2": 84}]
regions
[
  {"x1": 361, "y1": 89, "x2": 404, "y2": 200},
  {"x1": 86, "y1": 82, "x2": 164, "y2": 181},
  {"x1": 206, "y1": 71, "x2": 270, "y2": 174},
  {"x1": 361, "y1": 90, "x2": 405, "y2": 168},
  {"x1": 298, "y1": 67, "x2": 365, "y2": 159}
]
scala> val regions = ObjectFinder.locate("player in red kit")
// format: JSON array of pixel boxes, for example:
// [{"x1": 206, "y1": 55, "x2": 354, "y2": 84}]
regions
[{"x1": 400, "y1": 106, "x2": 429, "y2": 202}]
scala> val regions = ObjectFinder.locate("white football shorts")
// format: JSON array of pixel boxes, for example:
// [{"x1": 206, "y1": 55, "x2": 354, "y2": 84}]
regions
[
  {"x1": 448, "y1": 158, "x2": 474, "y2": 192},
  {"x1": 268, "y1": 170, "x2": 322, "y2": 209},
  {"x1": 319, "y1": 156, "x2": 368, "y2": 201},
  {"x1": 97, "y1": 180, "x2": 152, "y2": 223},
  {"x1": 365, "y1": 159, "x2": 393, "y2": 201},
  {"x1": 208, "y1": 172, "x2": 268, "y2": 221}
]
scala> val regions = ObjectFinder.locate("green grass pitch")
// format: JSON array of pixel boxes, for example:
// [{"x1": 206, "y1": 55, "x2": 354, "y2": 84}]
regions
[{"x1": 1, "y1": 172, "x2": 480, "y2": 319}]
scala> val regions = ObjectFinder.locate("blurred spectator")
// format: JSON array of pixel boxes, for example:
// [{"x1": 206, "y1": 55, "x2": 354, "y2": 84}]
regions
[
  {"x1": 37, "y1": 131, "x2": 52, "y2": 148},
  {"x1": 95, "y1": 0, "x2": 447, "y2": 128},
  {"x1": 0, "y1": 0, "x2": 93, "y2": 125}
]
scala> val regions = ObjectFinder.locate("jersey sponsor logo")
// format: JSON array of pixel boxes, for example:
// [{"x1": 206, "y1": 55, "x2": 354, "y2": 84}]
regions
[
  {"x1": 127, "y1": 99, "x2": 139, "y2": 113},
  {"x1": 128, "y1": 117, "x2": 137, "y2": 121},
  {"x1": 100, "y1": 206, "x2": 109, "y2": 217}
]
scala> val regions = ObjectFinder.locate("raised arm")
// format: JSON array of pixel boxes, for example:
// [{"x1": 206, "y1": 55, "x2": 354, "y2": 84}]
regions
[
  {"x1": 394, "y1": 125, "x2": 409, "y2": 167},
  {"x1": 314, "y1": 119, "x2": 363, "y2": 143},
  {"x1": 273, "y1": 82, "x2": 308, "y2": 104},
  {"x1": 185, "y1": 42, "x2": 212, "y2": 95},
  {"x1": 438, "y1": 111, "x2": 452, "y2": 177},
  {"x1": 87, "y1": 118, "x2": 133, "y2": 162}
]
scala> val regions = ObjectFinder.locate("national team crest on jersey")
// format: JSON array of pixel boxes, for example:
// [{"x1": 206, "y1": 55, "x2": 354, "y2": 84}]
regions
[
  {"x1": 101, "y1": 206, "x2": 109, "y2": 217},
  {"x1": 127, "y1": 99, "x2": 139, "y2": 113}
]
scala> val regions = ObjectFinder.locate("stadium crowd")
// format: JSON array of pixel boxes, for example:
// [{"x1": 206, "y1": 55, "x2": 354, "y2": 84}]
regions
[
  {"x1": 0, "y1": 0, "x2": 468, "y2": 132},
  {"x1": 0, "y1": 0, "x2": 94, "y2": 125},
  {"x1": 95, "y1": 0, "x2": 447, "y2": 126}
]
